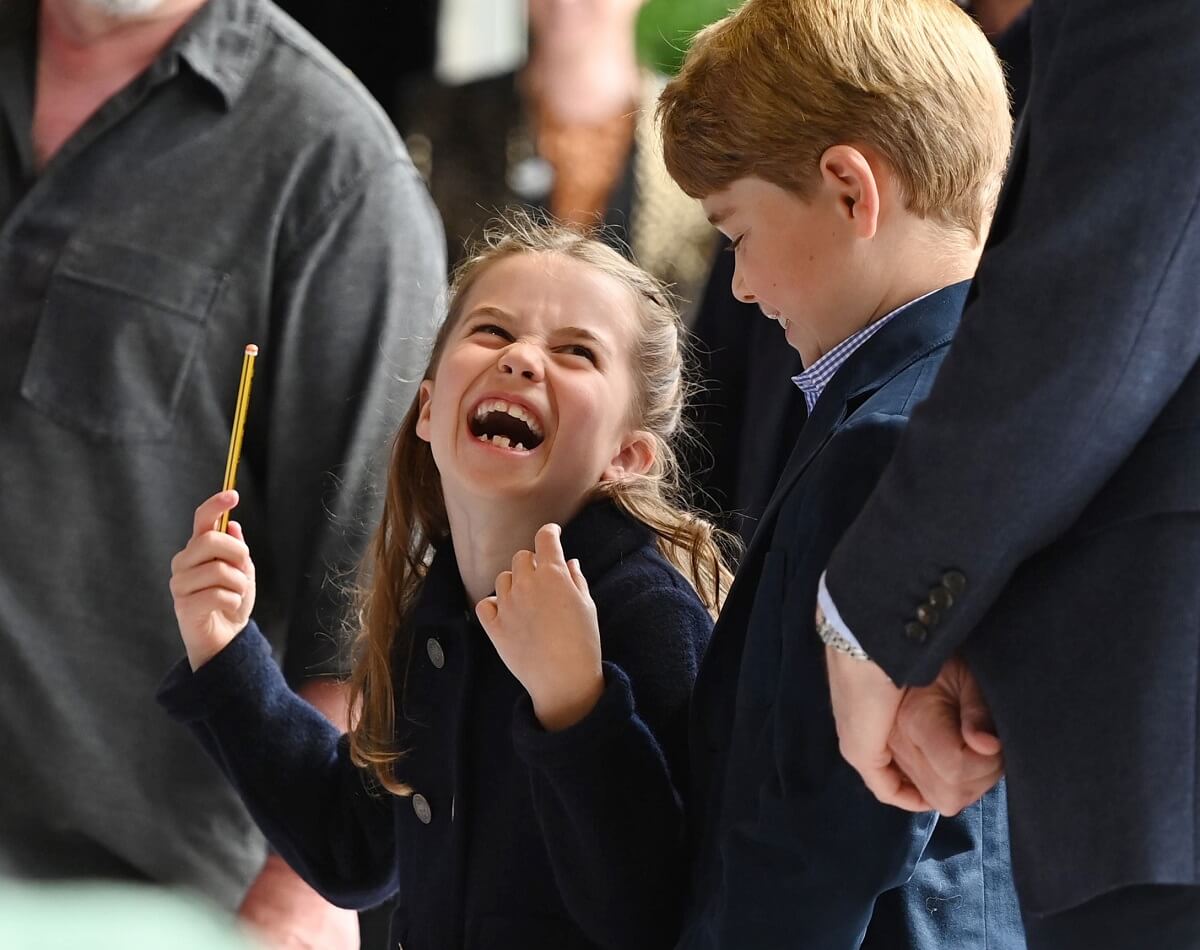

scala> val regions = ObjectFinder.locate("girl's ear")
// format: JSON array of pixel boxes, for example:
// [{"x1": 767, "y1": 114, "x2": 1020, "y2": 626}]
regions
[
  {"x1": 602, "y1": 429, "x2": 656, "y2": 482},
  {"x1": 819, "y1": 144, "x2": 881, "y2": 240},
  {"x1": 414, "y1": 380, "x2": 434, "y2": 443}
]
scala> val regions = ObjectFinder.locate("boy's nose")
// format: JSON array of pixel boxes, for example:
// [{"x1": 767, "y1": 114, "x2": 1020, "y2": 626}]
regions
[
  {"x1": 499, "y1": 342, "x2": 545, "y2": 381},
  {"x1": 731, "y1": 268, "x2": 756, "y2": 304}
]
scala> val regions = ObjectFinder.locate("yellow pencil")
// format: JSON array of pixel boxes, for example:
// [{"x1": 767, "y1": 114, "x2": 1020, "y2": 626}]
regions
[{"x1": 218, "y1": 344, "x2": 258, "y2": 533}]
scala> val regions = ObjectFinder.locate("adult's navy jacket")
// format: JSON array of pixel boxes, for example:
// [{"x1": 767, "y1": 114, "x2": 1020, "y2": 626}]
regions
[
  {"x1": 159, "y1": 500, "x2": 712, "y2": 950},
  {"x1": 823, "y1": 0, "x2": 1200, "y2": 920},
  {"x1": 681, "y1": 284, "x2": 1025, "y2": 949}
]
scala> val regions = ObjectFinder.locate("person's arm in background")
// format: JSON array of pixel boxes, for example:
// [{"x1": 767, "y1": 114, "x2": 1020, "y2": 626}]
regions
[
  {"x1": 237, "y1": 156, "x2": 446, "y2": 949},
  {"x1": 821, "y1": 0, "x2": 1200, "y2": 804}
]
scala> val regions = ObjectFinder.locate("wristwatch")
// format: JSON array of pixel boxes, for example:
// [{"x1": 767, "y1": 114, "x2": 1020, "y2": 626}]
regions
[{"x1": 815, "y1": 603, "x2": 870, "y2": 661}]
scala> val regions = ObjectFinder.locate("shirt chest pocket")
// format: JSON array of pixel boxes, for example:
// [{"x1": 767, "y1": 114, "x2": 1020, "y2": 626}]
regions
[{"x1": 20, "y1": 236, "x2": 226, "y2": 441}]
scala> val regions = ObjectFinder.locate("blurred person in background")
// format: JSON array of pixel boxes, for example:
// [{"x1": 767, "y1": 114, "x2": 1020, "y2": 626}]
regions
[
  {"x1": 0, "y1": 1, "x2": 445, "y2": 948},
  {"x1": 391, "y1": 0, "x2": 715, "y2": 306}
]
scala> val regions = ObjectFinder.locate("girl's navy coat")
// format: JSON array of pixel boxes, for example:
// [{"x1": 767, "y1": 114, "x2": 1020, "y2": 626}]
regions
[{"x1": 159, "y1": 500, "x2": 712, "y2": 950}]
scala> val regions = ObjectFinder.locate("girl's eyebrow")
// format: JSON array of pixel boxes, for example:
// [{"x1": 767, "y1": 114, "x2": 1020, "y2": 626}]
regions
[
  {"x1": 463, "y1": 304, "x2": 515, "y2": 323},
  {"x1": 557, "y1": 326, "x2": 613, "y2": 356}
]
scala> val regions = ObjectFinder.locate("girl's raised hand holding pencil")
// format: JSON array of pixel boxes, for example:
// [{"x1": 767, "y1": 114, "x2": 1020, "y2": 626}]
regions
[{"x1": 169, "y1": 490, "x2": 256, "y2": 671}]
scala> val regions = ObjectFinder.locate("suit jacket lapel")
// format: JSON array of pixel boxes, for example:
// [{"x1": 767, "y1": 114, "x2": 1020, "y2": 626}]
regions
[
  {"x1": 751, "y1": 282, "x2": 971, "y2": 545},
  {"x1": 692, "y1": 282, "x2": 969, "y2": 759}
]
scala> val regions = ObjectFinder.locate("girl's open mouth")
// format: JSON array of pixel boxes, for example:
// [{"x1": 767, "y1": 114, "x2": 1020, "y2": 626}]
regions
[{"x1": 468, "y1": 398, "x2": 546, "y2": 451}]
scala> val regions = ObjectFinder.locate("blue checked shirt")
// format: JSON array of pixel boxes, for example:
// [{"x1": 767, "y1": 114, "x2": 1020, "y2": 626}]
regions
[{"x1": 791, "y1": 290, "x2": 938, "y2": 412}]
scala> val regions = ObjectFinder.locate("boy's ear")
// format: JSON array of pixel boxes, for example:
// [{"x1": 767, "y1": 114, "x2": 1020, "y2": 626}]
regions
[
  {"x1": 414, "y1": 380, "x2": 434, "y2": 443},
  {"x1": 602, "y1": 429, "x2": 656, "y2": 483},
  {"x1": 819, "y1": 144, "x2": 880, "y2": 240}
]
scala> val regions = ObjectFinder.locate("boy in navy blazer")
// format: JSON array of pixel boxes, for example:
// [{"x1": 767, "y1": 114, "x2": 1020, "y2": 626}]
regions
[{"x1": 658, "y1": 1, "x2": 1025, "y2": 946}]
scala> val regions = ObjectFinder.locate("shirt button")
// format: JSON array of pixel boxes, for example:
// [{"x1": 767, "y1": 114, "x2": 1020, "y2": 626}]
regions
[
  {"x1": 412, "y1": 793, "x2": 432, "y2": 824},
  {"x1": 904, "y1": 621, "x2": 928, "y2": 644},
  {"x1": 942, "y1": 570, "x2": 967, "y2": 595},
  {"x1": 426, "y1": 637, "x2": 445, "y2": 669}
]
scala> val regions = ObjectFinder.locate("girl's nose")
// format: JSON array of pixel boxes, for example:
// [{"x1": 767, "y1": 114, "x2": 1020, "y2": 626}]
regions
[{"x1": 499, "y1": 342, "x2": 545, "y2": 381}]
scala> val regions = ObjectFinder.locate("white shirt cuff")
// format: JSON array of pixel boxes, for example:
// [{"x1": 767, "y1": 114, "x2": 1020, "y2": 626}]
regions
[{"x1": 817, "y1": 572, "x2": 866, "y2": 653}]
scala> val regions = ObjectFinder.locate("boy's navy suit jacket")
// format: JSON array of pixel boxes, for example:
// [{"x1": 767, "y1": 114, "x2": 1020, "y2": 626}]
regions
[{"x1": 680, "y1": 283, "x2": 1025, "y2": 950}]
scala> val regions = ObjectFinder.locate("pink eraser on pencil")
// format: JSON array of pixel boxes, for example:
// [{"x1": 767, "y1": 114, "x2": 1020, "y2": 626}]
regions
[{"x1": 245, "y1": 344, "x2": 259, "y2": 356}]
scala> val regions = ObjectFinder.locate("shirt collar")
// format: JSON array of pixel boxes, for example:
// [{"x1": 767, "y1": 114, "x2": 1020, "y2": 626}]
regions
[
  {"x1": 171, "y1": 0, "x2": 265, "y2": 108},
  {"x1": 791, "y1": 289, "x2": 940, "y2": 413},
  {"x1": 0, "y1": 0, "x2": 264, "y2": 111}
]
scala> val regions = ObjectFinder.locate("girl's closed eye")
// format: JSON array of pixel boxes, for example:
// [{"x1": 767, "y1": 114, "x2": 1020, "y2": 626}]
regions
[
  {"x1": 557, "y1": 343, "x2": 597, "y2": 364},
  {"x1": 471, "y1": 322, "x2": 514, "y2": 342}
]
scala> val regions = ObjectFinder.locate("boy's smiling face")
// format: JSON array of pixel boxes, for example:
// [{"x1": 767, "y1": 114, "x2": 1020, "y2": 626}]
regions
[{"x1": 701, "y1": 163, "x2": 882, "y2": 368}]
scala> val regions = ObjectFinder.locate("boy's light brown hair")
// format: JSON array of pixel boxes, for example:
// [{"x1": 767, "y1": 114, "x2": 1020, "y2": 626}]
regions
[{"x1": 657, "y1": 0, "x2": 1012, "y2": 239}]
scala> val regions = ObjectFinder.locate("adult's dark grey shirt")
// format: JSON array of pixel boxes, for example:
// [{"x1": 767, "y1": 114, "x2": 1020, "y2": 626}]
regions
[{"x1": 0, "y1": 0, "x2": 445, "y2": 906}]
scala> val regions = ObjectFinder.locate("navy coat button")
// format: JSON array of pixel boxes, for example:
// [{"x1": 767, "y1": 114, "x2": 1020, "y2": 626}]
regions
[
  {"x1": 426, "y1": 637, "x2": 445, "y2": 669},
  {"x1": 928, "y1": 586, "x2": 954, "y2": 610},
  {"x1": 942, "y1": 570, "x2": 967, "y2": 594},
  {"x1": 915, "y1": 604, "x2": 940, "y2": 628},
  {"x1": 412, "y1": 793, "x2": 432, "y2": 824},
  {"x1": 904, "y1": 621, "x2": 928, "y2": 644}
]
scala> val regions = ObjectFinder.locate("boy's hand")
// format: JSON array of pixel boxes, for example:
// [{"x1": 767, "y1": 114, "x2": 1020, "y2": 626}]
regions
[
  {"x1": 887, "y1": 655, "x2": 1004, "y2": 815},
  {"x1": 476, "y1": 524, "x2": 604, "y2": 731},
  {"x1": 169, "y1": 490, "x2": 257, "y2": 671}
]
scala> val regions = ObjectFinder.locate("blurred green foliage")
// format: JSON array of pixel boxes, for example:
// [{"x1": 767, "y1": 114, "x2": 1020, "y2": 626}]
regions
[{"x1": 635, "y1": 0, "x2": 743, "y2": 75}]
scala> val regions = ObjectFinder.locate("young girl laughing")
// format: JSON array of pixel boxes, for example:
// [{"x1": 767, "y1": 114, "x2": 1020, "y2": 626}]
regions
[{"x1": 159, "y1": 218, "x2": 732, "y2": 950}]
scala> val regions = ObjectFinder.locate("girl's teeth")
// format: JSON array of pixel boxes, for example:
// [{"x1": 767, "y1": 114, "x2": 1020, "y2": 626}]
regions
[
  {"x1": 473, "y1": 399, "x2": 543, "y2": 437},
  {"x1": 494, "y1": 435, "x2": 511, "y2": 448},
  {"x1": 514, "y1": 442, "x2": 525, "y2": 451}
]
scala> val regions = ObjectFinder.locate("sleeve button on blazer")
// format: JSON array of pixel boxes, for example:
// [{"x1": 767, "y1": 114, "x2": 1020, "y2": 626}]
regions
[
  {"x1": 904, "y1": 621, "x2": 929, "y2": 644},
  {"x1": 942, "y1": 570, "x2": 968, "y2": 594},
  {"x1": 928, "y1": 586, "x2": 955, "y2": 610},
  {"x1": 915, "y1": 604, "x2": 941, "y2": 627}
]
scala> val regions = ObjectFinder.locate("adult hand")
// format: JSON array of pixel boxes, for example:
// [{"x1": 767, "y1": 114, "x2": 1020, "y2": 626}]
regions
[
  {"x1": 887, "y1": 654, "x2": 1004, "y2": 815},
  {"x1": 825, "y1": 648, "x2": 930, "y2": 812},
  {"x1": 169, "y1": 490, "x2": 256, "y2": 671},
  {"x1": 477, "y1": 524, "x2": 604, "y2": 731},
  {"x1": 238, "y1": 853, "x2": 359, "y2": 950}
]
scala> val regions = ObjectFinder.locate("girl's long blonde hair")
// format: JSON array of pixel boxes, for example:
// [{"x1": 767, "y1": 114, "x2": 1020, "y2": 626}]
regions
[{"x1": 347, "y1": 214, "x2": 736, "y2": 795}]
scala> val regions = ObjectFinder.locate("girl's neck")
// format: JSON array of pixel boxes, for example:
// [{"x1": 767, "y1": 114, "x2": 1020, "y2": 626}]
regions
[{"x1": 444, "y1": 491, "x2": 589, "y2": 604}]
